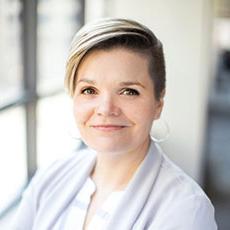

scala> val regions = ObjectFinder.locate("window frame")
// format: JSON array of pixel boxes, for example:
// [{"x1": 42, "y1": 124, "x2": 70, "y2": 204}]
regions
[{"x1": 0, "y1": 0, "x2": 85, "y2": 218}]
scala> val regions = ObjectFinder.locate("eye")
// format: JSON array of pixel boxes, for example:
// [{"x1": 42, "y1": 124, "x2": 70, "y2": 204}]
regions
[
  {"x1": 81, "y1": 87, "x2": 97, "y2": 95},
  {"x1": 120, "y1": 88, "x2": 140, "y2": 96}
]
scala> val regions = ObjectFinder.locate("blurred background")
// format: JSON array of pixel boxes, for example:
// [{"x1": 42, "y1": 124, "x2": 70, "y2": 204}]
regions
[{"x1": 0, "y1": 0, "x2": 229, "y2": 229}]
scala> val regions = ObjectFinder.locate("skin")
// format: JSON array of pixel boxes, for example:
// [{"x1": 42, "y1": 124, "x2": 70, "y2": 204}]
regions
[{"x1": 73, "y1": 47, "x2": 164, "y2": 228}]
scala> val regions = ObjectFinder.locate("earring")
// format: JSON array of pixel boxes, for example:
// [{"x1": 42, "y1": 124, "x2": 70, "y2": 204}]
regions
[
  {"x1": 67, "y1": 127, "x2": 87, "y2": 150},
  {"x1": 150, "y1": 118, "x2": 170, "y2": 143}
]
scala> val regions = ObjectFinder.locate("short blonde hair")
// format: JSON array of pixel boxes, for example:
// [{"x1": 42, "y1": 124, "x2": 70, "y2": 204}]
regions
[{"x1": 65, "y1": 18, "x2": 165, "y2": 99}]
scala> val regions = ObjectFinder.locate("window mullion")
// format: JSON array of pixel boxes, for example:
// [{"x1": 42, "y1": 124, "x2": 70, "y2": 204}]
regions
[{"x1": 22, "y1": 0, "x2": 38, "y2": 180}]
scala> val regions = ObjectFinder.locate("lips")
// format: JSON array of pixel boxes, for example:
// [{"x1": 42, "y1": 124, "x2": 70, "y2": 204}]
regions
[{"x1": 90, "y1": 124, "x2": 128, "y2": 131}]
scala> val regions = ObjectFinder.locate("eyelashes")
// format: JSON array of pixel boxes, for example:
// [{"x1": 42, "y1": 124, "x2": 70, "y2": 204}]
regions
[
  {"x1": 80, "y1": 87, "x2": 97, "y2": 95},
  {"x1": 80, "y1": 87, "x2": 140, "y2": 96},
  {"x1": 120, "y1": 88, "x2": 140, "y2": 96}
]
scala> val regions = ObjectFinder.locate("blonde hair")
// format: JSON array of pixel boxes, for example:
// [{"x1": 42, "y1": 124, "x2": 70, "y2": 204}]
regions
[{"x1": 65, "y1": 18, "x2": 165, "y2": 99}]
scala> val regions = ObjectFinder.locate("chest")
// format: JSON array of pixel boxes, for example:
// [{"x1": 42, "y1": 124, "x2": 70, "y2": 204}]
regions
[{"x1": 57, "y1": 177, "x2": 124, "y2": 230}]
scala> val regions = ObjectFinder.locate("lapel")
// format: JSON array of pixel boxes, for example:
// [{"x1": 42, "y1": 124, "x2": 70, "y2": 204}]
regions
[
  {"x1": 32, "y1": 140, "x2": 162, "y2": 230},
  {"x1": 107, "y1": 141, "x2": 162, "y2": 229},
  {"x1": 33, "y1": 148, "x2": 97, "y2": 230}
]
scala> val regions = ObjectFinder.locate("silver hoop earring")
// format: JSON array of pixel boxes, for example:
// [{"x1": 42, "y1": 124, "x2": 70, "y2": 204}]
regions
[
  {"x1": 150, "y1": 118, "x2": 170, "y2": 143},
  {"x1": 67, "y1": 127, "x2": 86, "y2": 149}
]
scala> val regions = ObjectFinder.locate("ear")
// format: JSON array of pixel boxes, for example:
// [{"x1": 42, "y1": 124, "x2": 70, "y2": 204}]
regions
[{"x1": 154, "y1": 90, "x2": 165, "y2": 120}]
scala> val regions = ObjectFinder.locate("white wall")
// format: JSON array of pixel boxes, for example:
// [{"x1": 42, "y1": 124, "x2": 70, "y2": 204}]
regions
[{"x1": 86, "y1": 0, "x2": 214, "y2": 183}]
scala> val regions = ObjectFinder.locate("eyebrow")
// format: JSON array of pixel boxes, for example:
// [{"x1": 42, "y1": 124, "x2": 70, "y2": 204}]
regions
[
  {"x1": 119, "y1": 81, "x2": 146, "y2": 88},
  {"x1": 76, "y1": 79, "x2": 96, "y2": 85},
  {"x1": 77, "y1": 79, "x2": 146, "y2": 89}
]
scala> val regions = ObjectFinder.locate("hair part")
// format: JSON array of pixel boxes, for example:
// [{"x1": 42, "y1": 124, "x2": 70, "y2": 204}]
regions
[{"x1": 65, "y1": 18, "x2": 166, "y2": 100}]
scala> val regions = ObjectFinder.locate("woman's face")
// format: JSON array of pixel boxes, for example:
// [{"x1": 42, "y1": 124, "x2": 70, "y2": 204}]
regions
[{"x1": 73, "y1": 48, "x2": 164, "y2": 154}]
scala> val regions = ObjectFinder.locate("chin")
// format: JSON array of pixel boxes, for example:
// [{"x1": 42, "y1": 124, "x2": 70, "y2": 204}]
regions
[{"x1": 84, "y1": 139, "x2": 130, "y2": 155}]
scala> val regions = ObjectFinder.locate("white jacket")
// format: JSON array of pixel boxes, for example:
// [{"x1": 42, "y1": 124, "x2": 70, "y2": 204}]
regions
[{"x1": 11, "y1": 140, "x2": 217, "y2": 230}]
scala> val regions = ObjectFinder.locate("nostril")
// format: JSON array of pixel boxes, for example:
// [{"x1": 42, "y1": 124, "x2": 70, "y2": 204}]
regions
[
  {"x1": 96, "y1": 107, "x2": 120, "y2": 116},
  {"x1": 95, "y1": 102, "x2": 120, "y2": 116}
]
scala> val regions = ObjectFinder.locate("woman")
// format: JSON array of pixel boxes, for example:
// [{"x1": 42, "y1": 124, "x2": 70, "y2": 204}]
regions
[{"x1": 12, "y1": 18, "x2": 217, "y2": 229}]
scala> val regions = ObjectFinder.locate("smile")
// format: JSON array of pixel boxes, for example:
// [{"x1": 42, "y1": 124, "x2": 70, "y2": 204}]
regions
[{"x1": 91, "y1": 125, "x2": 127, "y2": 131}]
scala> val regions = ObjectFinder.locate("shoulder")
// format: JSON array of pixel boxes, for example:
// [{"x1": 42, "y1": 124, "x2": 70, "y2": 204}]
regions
[
  {"x1": 24, "y1": 145, "x2": 96, "y2": 204},
  {"x1": 148, "y1": 143, "x2": 217, "y2": 229},
  {"x1": 34, "y1": 145, "x2": 95, "y2": 181},
  {"x1": 152, "y1": 143, "x2": 208, "y2": 198},
  {"x1": 11, "y1": 144, "x2": 97, "y2": 230}
]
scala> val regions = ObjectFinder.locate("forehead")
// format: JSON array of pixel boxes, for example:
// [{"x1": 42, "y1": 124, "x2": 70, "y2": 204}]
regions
[{"x1": 76, "y1": 47, "x2": 152, "y2": 83}]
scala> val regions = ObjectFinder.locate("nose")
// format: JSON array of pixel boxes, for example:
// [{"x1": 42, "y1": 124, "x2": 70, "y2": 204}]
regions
[{"x1": 95, "y1": 93, "x2": 121, "y2": 117}]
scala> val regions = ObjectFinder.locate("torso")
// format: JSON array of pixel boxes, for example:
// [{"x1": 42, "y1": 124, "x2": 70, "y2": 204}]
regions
[
  {"x1": 83, "y1": 191, "x2": 106, "y2": 229},
  {"x1": 83, "y1": 182, "x2": 126, "y2": 229}
]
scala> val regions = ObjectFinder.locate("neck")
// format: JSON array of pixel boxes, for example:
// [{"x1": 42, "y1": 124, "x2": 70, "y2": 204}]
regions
[{"x1": 90, "y1": 138, "x2": 151, "y2": 192}]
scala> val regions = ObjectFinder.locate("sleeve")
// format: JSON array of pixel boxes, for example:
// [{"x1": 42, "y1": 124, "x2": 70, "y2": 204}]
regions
[{"x1": 148, "y1": 194, "x2": 218, "y2": 230}]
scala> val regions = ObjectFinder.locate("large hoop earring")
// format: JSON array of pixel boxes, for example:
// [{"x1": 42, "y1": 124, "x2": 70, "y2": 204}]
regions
[
  {"x1": 67, "y1": 127, "x2": 87, "y2": 149},
  {"x1": 150, "y1": 118, "x2": 170, "y2": 143}
]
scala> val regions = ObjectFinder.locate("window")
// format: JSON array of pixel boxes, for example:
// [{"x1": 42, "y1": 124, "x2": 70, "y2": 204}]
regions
[
  {"x1": 0, "y1": 0, "x2": 23, "y2": 104},
  {"x1": 37, "y1": 0, "x2": 83, "y2": 167},
  {"x1": 0, "y1": 0, "x2": 25, "y2": 216},
  {"x1": 0, "y1": 0, "x2": 84, "y2": 217}
]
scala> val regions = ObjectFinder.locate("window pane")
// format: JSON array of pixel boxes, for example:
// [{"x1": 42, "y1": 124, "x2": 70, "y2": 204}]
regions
[
  {"x1": 0, "y1": 0, "x2": 23, "y2": 103},
  {"x1": 0, "y1": 107, "x2": 27, "y2": 213},
  {"x1": 37, "y1": 0, "x2": 82, "y2": 95},
  {"x1": 37, "y1": 93, "x2": 78, "y2": 168}
]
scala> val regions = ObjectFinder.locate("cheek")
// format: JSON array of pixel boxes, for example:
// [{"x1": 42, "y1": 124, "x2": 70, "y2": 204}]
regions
[
  {"x1": 73, "y1": 100, "x2": 93, "y2": 124},
  {"x1": 125, "y1": 101, "x2": 155, "y2": 124}
]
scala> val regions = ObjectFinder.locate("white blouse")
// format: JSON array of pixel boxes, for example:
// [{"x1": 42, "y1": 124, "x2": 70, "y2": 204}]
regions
[{"x1": 61, "y1": 178, "x2": 124, "y2": 230}]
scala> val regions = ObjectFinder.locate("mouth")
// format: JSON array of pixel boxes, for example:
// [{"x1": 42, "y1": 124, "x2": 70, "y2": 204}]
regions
[{"x1": 90, "y1": 124, "x2": 128, "y2": 131}]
